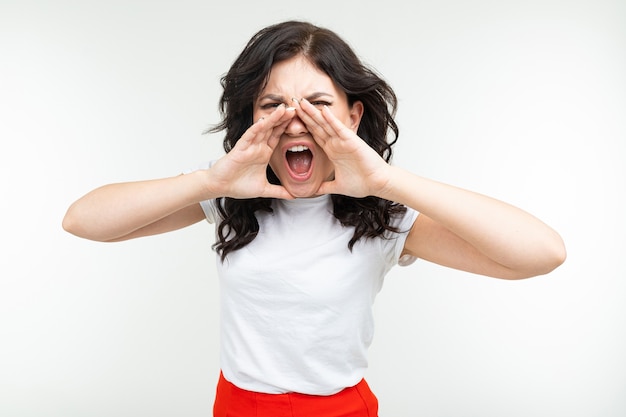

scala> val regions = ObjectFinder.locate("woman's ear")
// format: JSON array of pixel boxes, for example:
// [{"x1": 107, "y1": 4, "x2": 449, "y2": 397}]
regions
[{"x1": 349, "y1": 101, "x2": 364, "y2": 132}]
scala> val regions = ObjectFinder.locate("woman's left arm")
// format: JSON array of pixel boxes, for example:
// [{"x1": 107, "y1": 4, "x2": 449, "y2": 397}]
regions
[
  {"x1": 381, "y1": 167, "x2": 566, "y2": 279},
  {"x1": 298, "y1": 99, "x2": 566, "y2": 280}
]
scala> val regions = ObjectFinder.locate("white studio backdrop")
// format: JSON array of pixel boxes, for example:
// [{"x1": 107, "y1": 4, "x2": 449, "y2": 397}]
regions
[{"x1": 1, "y1": 0, "x2": 625, "y2": 416}]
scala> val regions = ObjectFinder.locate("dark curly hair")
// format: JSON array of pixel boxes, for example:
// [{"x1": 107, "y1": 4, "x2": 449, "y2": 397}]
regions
[{"x1": 208, "y1": 20, "x2": 407, "y2": 261}]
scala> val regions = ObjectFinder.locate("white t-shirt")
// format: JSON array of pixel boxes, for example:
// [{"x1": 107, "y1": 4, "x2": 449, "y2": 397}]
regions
[{"x1": 195, "y1": 165, "x2": 418, "y2": 395}]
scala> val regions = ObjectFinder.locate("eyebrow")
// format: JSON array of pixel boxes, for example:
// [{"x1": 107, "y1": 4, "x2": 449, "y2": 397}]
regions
[{"x1": 257, "y1": 92, "x2": 335, "y2": 102}]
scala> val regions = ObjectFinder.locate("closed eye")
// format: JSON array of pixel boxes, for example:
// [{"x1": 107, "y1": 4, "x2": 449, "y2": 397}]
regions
[
  {"x1": 260, "y1": 102, "x2": 284, "y2": 110},
  {"x1": 310, "y1": 101, "x2": 332, "y2": 107}
]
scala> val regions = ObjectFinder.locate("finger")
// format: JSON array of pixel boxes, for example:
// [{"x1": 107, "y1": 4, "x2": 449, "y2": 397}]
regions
[
  {"x1": 262, "y1": 184, "x2": 294, "y2": 200},
  {"x1": 267, "y1": 117, "x2": 293, "y2": 149},
  {"x1": 280, "y1": 105, "x2": 297, "y2": 123},
  {"x1": 270, "y1": 103, "x2": 299, "y2": 128},
  {"x1": 263, "y1": 104, "x2": 288, "y2": 128},
  {"x1": 290, "y1": 98, "x2": 327, "y2": 140},
  {"x1": 321, "y1": 105, "x2": 353, "y2": 138},
  {"x1": 264, "y1": 105, "x2": 295, "y2": 146},
  {"x1": 297, "y1": 98, "x2": 335, "y2": 141},
  {"x1": 244, "y1": 104, "x2": 288, "y2": 147},
  {"x1": 265, "y1": 105, "x2": 296, "y2": 142},
  {"x1": 243, "y1": 114, "x2": 274, "y2": 146}
]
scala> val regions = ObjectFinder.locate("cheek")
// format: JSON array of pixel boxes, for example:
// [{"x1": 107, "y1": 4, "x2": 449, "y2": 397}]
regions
[
  {"x1": 316, "y1": 153, "x2": 335, "y2": 176},
  {"x1": 268, "y1": 149, "x2": 284, "y2": 172}
]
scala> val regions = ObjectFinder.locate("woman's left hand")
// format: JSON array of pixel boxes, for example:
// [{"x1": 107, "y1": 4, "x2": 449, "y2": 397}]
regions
[{"x1": 295, "y1": 98, "x2": 392, "y2": 198}]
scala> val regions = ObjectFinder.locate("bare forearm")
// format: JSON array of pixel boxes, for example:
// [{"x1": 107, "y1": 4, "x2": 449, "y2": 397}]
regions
[
  {"x1": 63, "y1": 170, "x2": 212, "y2": 241},
  {"x1": 63, "y1": 107, "x2": 297, "y2": 242},
  {"x1": 380, "y1": 166, "x2": 566, "y2": 274}
]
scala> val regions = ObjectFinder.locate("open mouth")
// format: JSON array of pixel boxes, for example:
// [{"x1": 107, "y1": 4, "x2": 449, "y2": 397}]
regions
[{"x1": 285, "y1": 145, "x2": 313, "y2": 178}]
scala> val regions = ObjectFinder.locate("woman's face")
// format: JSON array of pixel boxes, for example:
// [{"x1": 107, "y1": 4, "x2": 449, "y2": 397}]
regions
[{"x1": 254, "y1": 55, "x2": 363, "y2": 198}]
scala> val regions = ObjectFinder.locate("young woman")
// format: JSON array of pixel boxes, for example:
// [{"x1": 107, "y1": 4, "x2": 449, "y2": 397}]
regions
[{"x1": 63, "y1": 20, "x2": 566, "y2": 417}]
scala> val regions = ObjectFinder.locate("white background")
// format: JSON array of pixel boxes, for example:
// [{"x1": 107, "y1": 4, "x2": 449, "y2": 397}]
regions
[{"x1": 1, "y1": 0, "x2": 625, "y2": 416}]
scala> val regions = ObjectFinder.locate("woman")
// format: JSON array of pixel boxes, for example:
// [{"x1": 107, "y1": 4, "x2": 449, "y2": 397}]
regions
[{"x1": 63, "y1": 20, "x2": 566, "y2": 417}]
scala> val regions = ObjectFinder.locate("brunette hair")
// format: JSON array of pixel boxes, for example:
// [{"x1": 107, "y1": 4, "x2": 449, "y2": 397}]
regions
[{"x1": 208, "y1": 20, "x2": 406, "y2": 260}]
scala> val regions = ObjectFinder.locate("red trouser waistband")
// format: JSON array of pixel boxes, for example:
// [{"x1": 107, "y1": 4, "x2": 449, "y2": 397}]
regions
[{"x1": 213, "y1": 372, "x2": 378, "y2": 417}]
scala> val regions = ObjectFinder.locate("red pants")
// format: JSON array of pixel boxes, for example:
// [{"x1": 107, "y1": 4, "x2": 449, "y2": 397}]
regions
[{"x1": 213, "y1": 372, "x2": 378, "y2": 417}]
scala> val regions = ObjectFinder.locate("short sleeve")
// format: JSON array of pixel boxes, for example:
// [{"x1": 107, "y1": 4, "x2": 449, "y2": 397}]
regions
[{"x1": 382, "y1": 207, "x2": 419, "y2": 267}]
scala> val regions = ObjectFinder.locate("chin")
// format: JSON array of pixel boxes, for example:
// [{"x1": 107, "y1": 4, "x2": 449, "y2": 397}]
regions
[
  {"x1": 276, "y1": 175, "x2": 323, "y2": 198},
  {"x1": 285, "y1": 184, "x2": 321, "y2": 198}
]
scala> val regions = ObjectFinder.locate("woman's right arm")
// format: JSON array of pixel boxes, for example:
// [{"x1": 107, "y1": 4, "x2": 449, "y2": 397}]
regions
[
  {"x1": 62, "y1": 170, "x2": 214, "y2": 242},
  {"x1": 63, "y1": 105, "x2": 296, "y2": 242}
]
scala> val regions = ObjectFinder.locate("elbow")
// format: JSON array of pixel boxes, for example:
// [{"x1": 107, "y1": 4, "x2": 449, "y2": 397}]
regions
[
  {"x1": 62, "y1": 205, "x2": 101, "y2": 241},
  {"x1": 511, "y1": 234, "x2": 567, "y2": 280},
  {"x1": 62, "y1": 206, "x2": 83, "y2": 237},
  {"x1": 526, "y1": 227, "x2": 567, "y2": 278},
  {"x1": 541, "y1": 229, "x2": 567, "y2": 273},
  {"x1": 543, "y1": 235, "x2": 567, "y2": 274}
]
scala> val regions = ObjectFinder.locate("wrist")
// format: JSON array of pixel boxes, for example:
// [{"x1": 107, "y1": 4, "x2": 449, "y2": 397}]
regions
[
  {"x1": 374, "y1": 165, "x2": 403, "y2": 201},
  {"x1": 192, "y1": 168, "x2": 223, "y2": 201}
]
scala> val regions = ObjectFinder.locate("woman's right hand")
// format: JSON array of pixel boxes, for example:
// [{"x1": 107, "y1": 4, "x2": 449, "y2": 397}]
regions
[{"x1": 205, "y1": 104, "x2": 295, "y2": 200}]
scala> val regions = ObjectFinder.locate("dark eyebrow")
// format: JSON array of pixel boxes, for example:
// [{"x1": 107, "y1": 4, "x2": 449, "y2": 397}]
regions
[
  {"x1": 257, "y1": 94, "x2": 286, "y2": 102},
  {"x1": 257, "y1": 92, "x2": 334, "y2": 103},
  {"x1": 304, "y1": 92, "x2": 334, "y2": 101}
]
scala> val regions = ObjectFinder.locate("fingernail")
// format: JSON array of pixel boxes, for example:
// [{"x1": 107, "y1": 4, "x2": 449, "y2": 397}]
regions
[
  {"x1": 291, "y1": 97, "x2": 299, "y2": 103},
  {"x1": 286, "y1": 107, "x2": 296, "y2": 111}
]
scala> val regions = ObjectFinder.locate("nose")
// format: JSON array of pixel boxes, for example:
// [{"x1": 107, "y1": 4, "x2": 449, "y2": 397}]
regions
[{"x1": 284, "y1": 114, "x2": 308, "y2": 137}]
